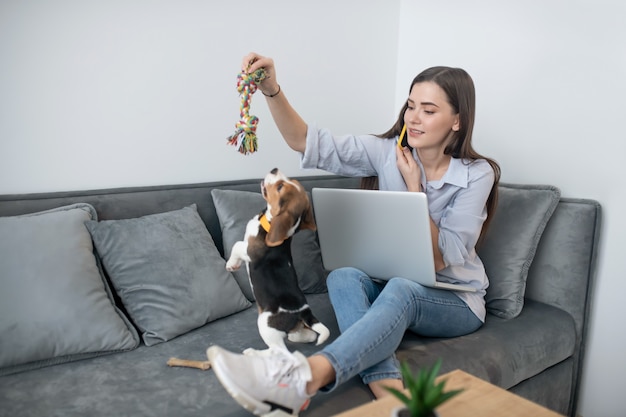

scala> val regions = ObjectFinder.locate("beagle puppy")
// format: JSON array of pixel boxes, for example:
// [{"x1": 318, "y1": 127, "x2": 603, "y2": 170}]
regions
[{"x1": 226, "y1": 168, "x2": 330, "y2": 354}]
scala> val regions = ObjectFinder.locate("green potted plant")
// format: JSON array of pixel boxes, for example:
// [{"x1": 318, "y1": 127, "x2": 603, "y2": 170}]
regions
[{"x1": 385, "y1": 359, "x2": 464, "y2": 417}]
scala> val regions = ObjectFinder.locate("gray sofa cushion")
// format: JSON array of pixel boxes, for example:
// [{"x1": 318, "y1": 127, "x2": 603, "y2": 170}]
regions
[
  {"x1": 397, "y1": 299, "x2": 576, "y2": 389},
  {"x1": 211, "y1": 189, "x2": 328, "y2": 300},
  {"x1": 478, "y1": 184, "x2": 561, "y2": 319},
  {"x1": 0, "y1": 203, "x2": 140, "y2": 376},
  {"x1": 85, "y1": 204, "x2": 251, "y2": 346}
]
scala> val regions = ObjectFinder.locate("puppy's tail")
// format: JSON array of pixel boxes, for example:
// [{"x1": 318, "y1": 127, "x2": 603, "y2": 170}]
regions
[
  {"x1": 300, "y1": 308, "x2": 330, "y2": 345},
  {"x1": 311, "y1": 322, "x2": 330, "y2": 345}
]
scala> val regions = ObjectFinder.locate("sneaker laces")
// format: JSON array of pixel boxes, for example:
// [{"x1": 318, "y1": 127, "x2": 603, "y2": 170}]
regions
[
  {"x1": 267, "y1": 354, "x2": 300, "y2": 382},
  {"x1": 264, "y1": 350, "x2": 311, "y2": 400}
]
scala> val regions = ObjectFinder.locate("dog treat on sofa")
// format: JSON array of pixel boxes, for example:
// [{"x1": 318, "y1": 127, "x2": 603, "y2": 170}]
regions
[{"x1": 166, "y1": 357, "x2": 211, "y2": 371}]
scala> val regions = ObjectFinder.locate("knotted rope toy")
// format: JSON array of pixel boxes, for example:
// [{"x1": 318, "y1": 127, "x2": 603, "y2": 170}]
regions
[{"x1": 226, "y1": 67, "x2": 267, "y2": 155}]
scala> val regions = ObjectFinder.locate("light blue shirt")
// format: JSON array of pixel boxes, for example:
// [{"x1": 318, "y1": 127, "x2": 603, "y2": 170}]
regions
[{"x1": 301, "y1": 124, "x2": 495, "y2": 321}]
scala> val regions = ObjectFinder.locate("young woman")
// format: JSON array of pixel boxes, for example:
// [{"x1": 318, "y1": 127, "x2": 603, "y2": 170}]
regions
[{"x1": 207, "y1": 52, "x2": 501, "y2": 416}]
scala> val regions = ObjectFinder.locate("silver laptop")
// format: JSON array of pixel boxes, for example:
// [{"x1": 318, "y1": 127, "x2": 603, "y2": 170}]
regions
[{"x1": 311, "y1": 188, "x2": 476, "y2": 292}]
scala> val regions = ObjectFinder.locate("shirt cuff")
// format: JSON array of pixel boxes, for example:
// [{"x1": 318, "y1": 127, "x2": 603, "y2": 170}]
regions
[{"x1": 300, "y1": 123, "x2": 320, "y2": 169}]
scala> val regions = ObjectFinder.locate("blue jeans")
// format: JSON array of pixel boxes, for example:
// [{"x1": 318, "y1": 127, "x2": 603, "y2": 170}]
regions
[{"x1": 318, "y1": 267, "x2": 482, "y2": 391}]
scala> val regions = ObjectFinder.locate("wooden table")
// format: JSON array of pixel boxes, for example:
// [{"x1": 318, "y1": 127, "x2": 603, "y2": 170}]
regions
[{"x1": 333, "y1": 369, "x2": 564, "y2": 417}]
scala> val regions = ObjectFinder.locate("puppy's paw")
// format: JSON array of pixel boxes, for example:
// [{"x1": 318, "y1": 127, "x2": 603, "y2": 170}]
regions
[
  {"x1": 312, "y1": 322, "x2": 330, "y2": 345},
  {"x1": 288, "y1": 328, "x2": 318, "y2": 344},
  {"x1": 225, "y1": 258, "x2": 241, "y2": 271}
]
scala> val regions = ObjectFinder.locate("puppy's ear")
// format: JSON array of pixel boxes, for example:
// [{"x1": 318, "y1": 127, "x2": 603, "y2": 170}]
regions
[
  {"x1": 298, "y1": 196, "x2": 316, "y2": 232},
  {"x1": 265, "y1": 212, "x2": 293, "y2": 247},
  {"x1": 290, "y1": 180, "x2": 316, "y2": 232}
]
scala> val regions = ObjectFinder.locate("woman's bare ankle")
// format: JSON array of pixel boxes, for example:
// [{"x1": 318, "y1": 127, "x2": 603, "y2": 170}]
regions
[
  {"x1": 305, "y1": 355, "x2": 336, "y2": 396},
  {"x1": 369, "y1": 378, "x2": 404, "y2": 399}
]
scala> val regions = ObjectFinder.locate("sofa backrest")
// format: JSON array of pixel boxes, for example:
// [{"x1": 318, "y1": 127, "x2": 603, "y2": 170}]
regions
[
  {"x1": 0, "y1": 175, "x2": 361, "y2": 256},
  {"x1": 0, "y1": 178, "x2": 600, "y2": 319}
]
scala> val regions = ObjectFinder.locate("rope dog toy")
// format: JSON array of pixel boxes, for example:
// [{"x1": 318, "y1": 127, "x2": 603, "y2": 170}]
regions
[{"x1": 226, "y1": 67, "x2": 267, "y2": 155}]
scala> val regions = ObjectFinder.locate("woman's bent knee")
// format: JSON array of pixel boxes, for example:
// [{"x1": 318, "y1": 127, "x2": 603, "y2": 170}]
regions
[{"x1": 327, "y1": 267, "x2": 366, "y2": 291}]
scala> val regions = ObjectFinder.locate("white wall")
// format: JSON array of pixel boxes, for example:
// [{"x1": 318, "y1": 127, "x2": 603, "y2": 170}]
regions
[
  {"x1": 0, "y1": 0, "x2": 399, "y2": 193},
  {"x1": 1, "y1": 1, "x2": 624, "y2": 416},
  {"x1": 397, "y1": 1, "x2": 625, "y2": 416}
]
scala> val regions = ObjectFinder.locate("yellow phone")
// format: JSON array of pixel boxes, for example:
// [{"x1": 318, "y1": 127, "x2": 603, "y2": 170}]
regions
[{"x1": 397, "y1": 124, "x2": 409, "y2": 149}]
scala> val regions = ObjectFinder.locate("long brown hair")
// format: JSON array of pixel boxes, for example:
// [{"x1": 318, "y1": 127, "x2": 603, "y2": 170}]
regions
[{"x1": 362, "y1": 66, "x2": 501, "y2": 239}]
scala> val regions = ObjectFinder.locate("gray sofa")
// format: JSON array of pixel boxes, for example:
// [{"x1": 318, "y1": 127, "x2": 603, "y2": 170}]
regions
[{"x1": 0, "y1": 175, "x2": 601, "y2": 417}]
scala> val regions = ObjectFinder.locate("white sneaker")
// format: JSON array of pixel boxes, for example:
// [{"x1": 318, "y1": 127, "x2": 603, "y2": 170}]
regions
[{"x1": 207, "y1": 345, "x2": 312, "y2": 416}]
